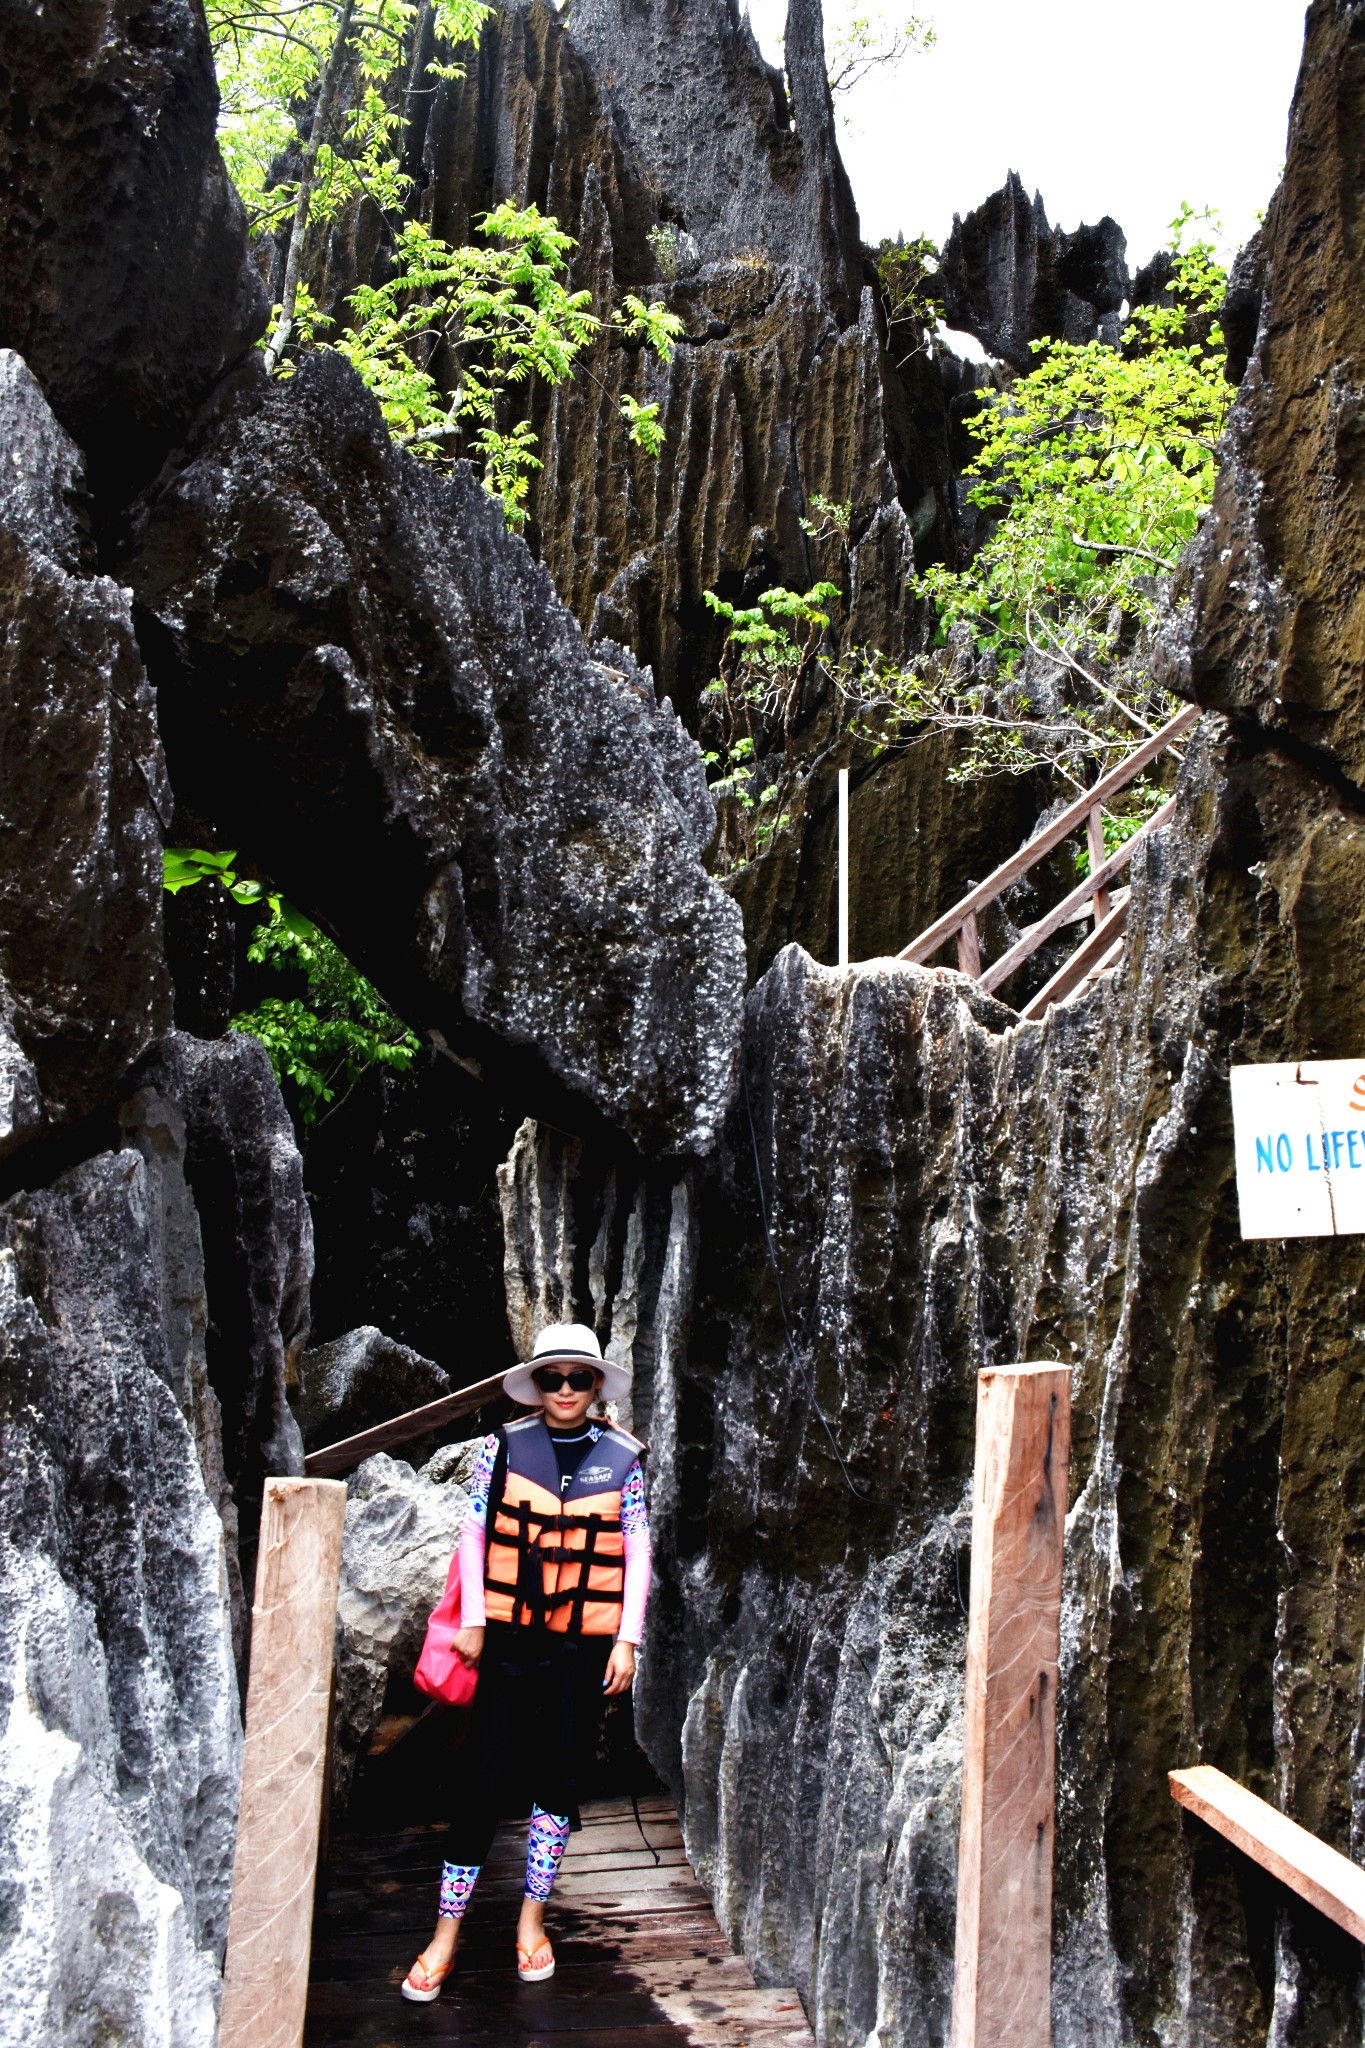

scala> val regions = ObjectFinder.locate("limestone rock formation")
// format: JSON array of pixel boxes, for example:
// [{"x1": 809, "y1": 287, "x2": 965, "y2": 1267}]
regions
[
  {"x1": 0, "y1": 353, "x2": 171, "y2": 1157},
  {"x1": 304, "y1": 1050, "x2": 519, "y2": 1378},
  {"x1": 633, "y1": 9, "x2": 1365, "y2": 2042},
  {"x1": 134, "y1": 1032, "x2": 310, "y2": 1616},
  {"x1": 296, "y1": 1326, "x2": 450, "y2": 1453},
  {"x1": 332, "y1": 1452, "x2": 472, "y2": 1811},
  {"x1": 365, "y1": 0, "x2": 947, "y2": 714},
  {"x1": 124, "y1": 351, "x2": 745, "y2": 1158},
  {"x1": 498, "y1": 1117, "x2": 696, "y2": 1441},
  {"x1": 568, "y1": 0, "x2": 863, "y2": 311},
  {"x1": 0, "y1": 0, "x2": 265, "y2": 500},
  {"x1": 939, "y1": 171, "x2": 1129, "y2": 367},
  {"x1": 0, "y1": 1146, "x2": 241, "y2": 2047}
]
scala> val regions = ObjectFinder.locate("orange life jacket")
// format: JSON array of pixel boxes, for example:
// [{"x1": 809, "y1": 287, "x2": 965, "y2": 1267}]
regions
[{"x1": 483, "y1": 1416, "x2": 642, "y2": 1636}]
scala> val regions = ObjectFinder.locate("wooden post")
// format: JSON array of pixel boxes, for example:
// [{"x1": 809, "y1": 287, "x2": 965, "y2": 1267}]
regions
[
  {"x1": 956, "y1": 909, "x2": 982, "y2": 979},
  {"x1": 219, "y1": 1476, "x2": 348, "y2": 2048},
  {"x1": 951, "y1": 1364, "x2": 1072, "y2": 2048},
  {"x1": 1086, "y1": 805, "x2": 1110, "y2": 924},
  {"x1": 837, "y1": 766, "x2": 850, "y2": 968}
]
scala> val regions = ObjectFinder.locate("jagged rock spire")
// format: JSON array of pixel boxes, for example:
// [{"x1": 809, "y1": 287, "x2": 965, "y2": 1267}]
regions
[{"x1": 566, "y1": 0, "x2": 865, "y2": 312}]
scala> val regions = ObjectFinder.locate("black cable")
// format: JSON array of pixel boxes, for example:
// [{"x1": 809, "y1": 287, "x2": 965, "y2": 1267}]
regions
[
  {"x1": 630, "y1": 1785, "x2": 661, "y2": 1866},
  {"x1": 741, "y1": 1074, "x2": 875, "y2": 1504}
]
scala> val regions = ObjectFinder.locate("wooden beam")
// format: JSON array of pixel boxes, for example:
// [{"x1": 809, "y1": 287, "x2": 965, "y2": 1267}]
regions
[
  {"x1": 219, "y1": 1477, "x2": 348, "y2": 2048},
  {"x1": 837, "y1": 765, "x2": 850, "y2": 969},
  {"x1": 1169, "y1": 1765, "x2": 1365, "y2": 1943},
  {"x1": 1088, "y1": 802, "x2": 1113, "y2": 925},
  {"x1": 302, "y1": 1369, "x2": 509, "y2": 1476},
  {"x1": 979, "y1": 799, "x2": 1171, "y2": 997},
  {"x1": 1017, "y1": 897, "x2": 1128, "y2": 1023},
  {"x1": 898, "y1": 705, "x2": 1197, "y2": 966},
  {"x1": 957, "y1": 908, "x2": 983, "y2": 978},
  {"x1": 951, "y1": 1364, "x2": 1072, "y2": 2048}
]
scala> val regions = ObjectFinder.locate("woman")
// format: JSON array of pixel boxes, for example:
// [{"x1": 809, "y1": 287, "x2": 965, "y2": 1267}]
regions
[{"x1": 401, "y1": 1322, "x2": 651, "y2": 2002}]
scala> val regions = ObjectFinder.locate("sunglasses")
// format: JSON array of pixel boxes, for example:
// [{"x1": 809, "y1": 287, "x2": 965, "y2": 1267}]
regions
[{"x1": 531, "y1": 1366, "x2": 600, "y2": 1393}]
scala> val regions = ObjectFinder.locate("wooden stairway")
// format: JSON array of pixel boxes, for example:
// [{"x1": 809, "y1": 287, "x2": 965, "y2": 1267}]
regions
[{"x1": 303, "y1": 1795, "x2": 815, "y2": 2047}]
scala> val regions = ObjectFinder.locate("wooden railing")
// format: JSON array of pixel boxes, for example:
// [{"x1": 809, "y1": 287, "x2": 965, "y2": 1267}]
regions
[
  {"x1": 303, "y1": 1368, "x2": 508, "y2": 1476},
  {"x1": 897, "y1": 704, "x2": 1200, "y2": 1018},
  {"x1": 1170, "y1": 1766, "x2": 1365, "y2": 1943}
]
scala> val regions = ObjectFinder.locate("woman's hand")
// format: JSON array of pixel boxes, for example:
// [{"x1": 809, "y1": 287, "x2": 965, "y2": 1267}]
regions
[
  {"x1": 453, "y1": 1626, "x2": 485, "y2": 1667},
  {"x1": 603, "y1": 1642, "x2": 636, "y2": 1696}
]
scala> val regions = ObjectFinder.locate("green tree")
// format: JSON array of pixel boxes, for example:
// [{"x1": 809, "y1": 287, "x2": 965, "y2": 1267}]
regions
[
  {"x1": 206, "y1": 0, "x2": 681, "y2": 520},
  {"x1": 825, "y1": 8, "x2": 935, "y2": 97},
  {"x1": 699, "y1": 573, "x2": 841, "y2": 873},
  {"x1": 846, "y1": 209, "x2": 1232, "y2": 786},
  {"x1": 164, "y1": 851, "x2": 419, "y2": 1123}
]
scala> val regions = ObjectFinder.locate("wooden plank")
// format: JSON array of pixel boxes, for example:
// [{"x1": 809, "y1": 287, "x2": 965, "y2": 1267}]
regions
[
  {"x1": 307, "y1": 2021, "x2": 809, "y2": 2047},
  {"x1": 979, "y1": 798, "x2": 1172, "y2": 997},
  {"x1": 957, "y1": 909, "x2": 983, "y2": 978},
  {"x1": 1073, "y1": 927, "x2": 1127, "y2": 997},
  {"x1": 950, "y1": 1364, "x2": 1071, "y2": 2048},
  {"x1": 1169, "y1": 1765, "x2": 1365, "y2": 1942},
  {"x1": 220, "y1": 1476, "x2": 349, "y2": 2048},
  {"x1": 1085, "y1": 804, "x2": 1110, "y2": 923},
  {"x1": 303, "y1": 1793, "x2": 814, "y2": 2047},
  {"x1": 1018, "y1": 897, "x2": 1129, "y2": 1022},
  {"x1": 898, "y1": 705, "x2": 1198, "y2": 965},
  {"x1": 303, "y1": 1369, "x2": 508, "y2": 1475}
]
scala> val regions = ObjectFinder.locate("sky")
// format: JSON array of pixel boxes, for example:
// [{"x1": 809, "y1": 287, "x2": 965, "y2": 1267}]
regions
[{"x1": 745, "y1": 0, "x2": 1307, "y2": 271}]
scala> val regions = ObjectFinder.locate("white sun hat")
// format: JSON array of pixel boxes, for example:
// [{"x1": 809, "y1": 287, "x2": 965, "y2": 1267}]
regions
[{"x1": 502, "y1": 1321, "x2": 633, "y2": 1408}]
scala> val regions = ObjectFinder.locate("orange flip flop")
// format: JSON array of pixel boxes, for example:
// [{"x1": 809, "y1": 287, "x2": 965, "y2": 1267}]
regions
[
  {"x1": 517, "y1": 1936, "x2": 555, "y2": 1982},
  {"x1": 401, "y1": 1950, "x2": 454, "y2": 2003}
]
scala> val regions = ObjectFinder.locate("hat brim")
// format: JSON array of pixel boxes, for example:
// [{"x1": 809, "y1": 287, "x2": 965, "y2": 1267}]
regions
[{"x1": 502, "y1": 1357, "x2": 633, "y2": 1407}]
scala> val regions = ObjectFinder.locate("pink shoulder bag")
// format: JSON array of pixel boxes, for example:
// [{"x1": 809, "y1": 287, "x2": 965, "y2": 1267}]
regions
[{"x1": 413, "y1": 1548, "x2": 479, "y2": 1707}]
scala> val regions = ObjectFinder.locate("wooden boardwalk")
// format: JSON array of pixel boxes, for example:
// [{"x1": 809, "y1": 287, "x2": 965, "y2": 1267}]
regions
[{"x1": 304, "y1": 1795, "x2": 815, "y2": 2047}]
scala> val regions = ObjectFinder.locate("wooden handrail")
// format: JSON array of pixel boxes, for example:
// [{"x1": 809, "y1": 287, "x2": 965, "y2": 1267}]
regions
[
  {"x1": 897, "y1": 704, "x2": 1200, "y2": 967},
  {"x1": 1018, "y1": 895, "x2": 1128, "y2": 1021},
  {"x1": 979, "y1": 795, "x2": 1174, "y2": 996},
  {"x1": 1169, "y1": 1765, "x2": 1365, "y2": 1943},
  {"x1": 303, "y1": 1369, "x2": 508, "y2": 1476}
]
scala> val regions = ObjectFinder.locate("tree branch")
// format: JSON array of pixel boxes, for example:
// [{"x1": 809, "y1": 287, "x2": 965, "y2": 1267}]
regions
[{"x1": 262, "y1": 0, "x2": 356, "y2": 376}]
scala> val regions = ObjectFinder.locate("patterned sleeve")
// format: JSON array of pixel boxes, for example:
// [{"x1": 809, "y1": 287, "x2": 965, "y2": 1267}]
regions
[
  {"x1": 620, "y1": 1459, "x2": 649, "y2": 1537},
  {"x1": 466, "y1": 1433, "x2": 500, "y2": 1525}
]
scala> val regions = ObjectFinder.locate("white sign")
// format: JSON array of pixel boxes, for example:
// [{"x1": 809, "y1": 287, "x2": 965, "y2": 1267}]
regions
[{"x1": 1231, "y1": 1059, "x2": 1365, "y2": 1237}]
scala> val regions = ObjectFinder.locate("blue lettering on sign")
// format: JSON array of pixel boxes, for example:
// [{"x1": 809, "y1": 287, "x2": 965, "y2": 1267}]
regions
[{"x1": 1253, "y1": 1130, "x2": 1365, "y2": 1174}]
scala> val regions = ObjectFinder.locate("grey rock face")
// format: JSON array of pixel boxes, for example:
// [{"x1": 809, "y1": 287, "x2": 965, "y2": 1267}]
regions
[
  {"x1": 306, "y1": 0, "x2": 946, "y2": 718},
  {"x1": 0, "y1": 353, "x2": 171, "y2": 1153},
  {"x1": 134, "y1": 1032, "x2": 309, "y2": 1612},
  {"x1": 0, "y1": 1146, "x2": 241, "y2": 2047},
  {"x1": 939, "y1": 172, "x2": 1129, "y2": 368},
  {"x1": 332, "y1": 1452, "x2": 472, "y2": 1812},
  {"x1": 636, "y1": 13, "x2": 1365, "y2": 2033},
  {"x1": 567, "y1": 0, "x2": 863, "y2": 312},
  {"x1": 296, "y1": 1326, "x2": 450, "y2": 1453},
  {"x1": 305, "y1": 1048, "x2": 519, "y2": 1382},
  {"x1": 125, "y1": 353, "x2": 745, "y2": 1158},
  {"x1": 498, "y1": 1117, "x2": 696, "y2": 1442},
  {"x1": 0, "y1": 0, "x2": 265, "y2": 499}
]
